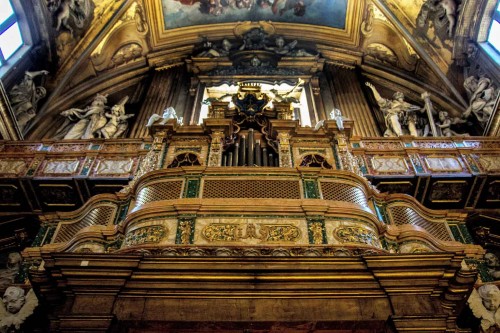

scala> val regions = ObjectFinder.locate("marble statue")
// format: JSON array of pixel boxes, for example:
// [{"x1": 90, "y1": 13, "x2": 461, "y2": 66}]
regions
[
  {"x1": 439, "y1": 0, "x2": 457, "y2": 37},
  {"x1": 436, "y1": 111, "x2": 469, "y2": 137},
  {"x1": 468, "y1": 284, "x2": 500, "y2": 332},
  {"x1": 55, "y1": 93, "x2": 108, "y2": 140},
  {"x1": 0, "y1": 253, "x2": 22, "y2": 289},
  {"x1": 146, "y1": 107, "x2": 182, "y2": 127},
  {"x1": 47, "y1": 0, "x2": 93, "y2": 37},
  {"x1": 330, "y1": 108, "x2": 344, "y2": 131},
  {"x1": 56, "y1": 94, "x2": 133, "y2": 139},
  {"x1": 365, "y1": 82, "x2": 425, "y2": 137},
  {"x1": 8, "y1": 70, "x2": 49, "y2": 132},
  {"x1": 0, "y1": 287, "x2": 38, "y2": 332},
  {"x1": 100, "y1": 97, "x2": 133, "y2": 139},
  {"x1": 463, "y1": 75, "x2": 499, "y2": 125}
]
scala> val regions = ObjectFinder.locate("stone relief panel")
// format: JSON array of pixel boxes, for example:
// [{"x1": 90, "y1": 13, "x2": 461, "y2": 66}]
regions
[
  {"x1": 92, "y1": 158, "x2": 138, "y2": 177},
  {"x1": 423, "y1": 155, "x2": 464, "y2": 173},
  {"x1": 369, "y1": 155, "x2": 410, "y2": 174},
  {"x1": 41, "y1": 159, "x2": 81, "y2": 175}
]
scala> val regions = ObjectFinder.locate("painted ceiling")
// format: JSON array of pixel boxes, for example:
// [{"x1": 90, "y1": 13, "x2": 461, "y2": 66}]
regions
[{"x1": 161, "y1": 0, "x2": 348, "y2": 29}]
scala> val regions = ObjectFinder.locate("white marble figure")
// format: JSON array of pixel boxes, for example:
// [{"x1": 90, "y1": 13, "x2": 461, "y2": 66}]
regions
[
  {"x1": 463, "y1": 76, "x2": 499, "y2": 125},
  {"x1": 47, "y1": 0, "x2": 91, "y2": 37},
  {"x1": 436, "y1": 111, "x2": 468, "y2": 137},
  {"x1": 100, "y1": 96, "x2": 133, "y2": 139},
  {"x1": 0, "y1": 287, "x2": 38, "y2": 332},
  {"x1": 439, "y1": 0, "x2": 457, "y2": 37},
  {"x1": 55, "y1": 94, "x2": 109, "y2": 140},
  {"x1": 468, "y1": 284, "x2": 500, "y2": 332},
  {"x1": 146, "y1": 107, "x2": 182, "y2": 127},
  {"x1": 330, "y1": 108, "x2": 344, "y2": 131},
  {"x1": 8, "y1": 70, "x2": 49, "y2": 132},
  {"x1": 365, "y1": 82, "x2": 423, "y2": 137},
  {"x1": 0, "y1": 253, "x2": 22, "y2": 289}
]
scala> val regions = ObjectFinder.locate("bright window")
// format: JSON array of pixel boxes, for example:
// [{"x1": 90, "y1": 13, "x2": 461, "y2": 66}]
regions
[
  {"x1": 0, "y1": 0, "x2": 23, "y2": 67},
  {"x1": 487, "y1": 1, "x2": 500, "y2": 53}
]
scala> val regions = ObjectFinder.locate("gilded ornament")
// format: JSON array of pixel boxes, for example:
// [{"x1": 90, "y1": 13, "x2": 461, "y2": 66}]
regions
[
  {"x1": 334, "y1": 226, "x2": 380, "y2": 247},
  {"x1": 124, "y1": 225, "x2": 166, "y2": 246}
]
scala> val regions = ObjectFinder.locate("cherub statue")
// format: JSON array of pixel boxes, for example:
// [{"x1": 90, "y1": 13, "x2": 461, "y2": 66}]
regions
[
  {"x1": 146, "y1": 107, "x2": 182, "y2": 127},
  {"x1": 0, "y1": 287, "x2": 38, "y2": 332},
  {"x1": 463, "y1": 75, "x2": 499, "y2": 125},
  {"x1": 100, "y1": 97, "x2": 133, "y2": 139},
  {"x1": 468, "y1": 284, "x2": 500, "y2": 332},
  {"x1": 365, "y1": 82, "x2": 424, "y2": 137},
  {"x1": 8, "y1": 70, "x2": 49, "y2": 132},
  {"x1": 437, "y1": 111, "x2": 469, "y2": 137},
  {"x1": 265, "y1": 36, "x2": 297, "y2": 55}
]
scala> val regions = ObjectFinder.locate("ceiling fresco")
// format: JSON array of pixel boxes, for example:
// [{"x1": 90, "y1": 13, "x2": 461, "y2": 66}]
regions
[{"x1": 161, "y1": 0, "x2": 348, "y2": 29}]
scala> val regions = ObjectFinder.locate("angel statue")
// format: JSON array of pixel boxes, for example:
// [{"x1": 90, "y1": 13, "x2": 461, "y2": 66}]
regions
[
  {"x1": 468, "y1": 284, "x2": 500, "y2": 332},
  {"x1": 54, "y1": 93, "x2": 108, "y2": 140},
  {"x1": 330, "y1": 108, "x2": 344, "y2": 131},
  {"x1": 146, "y1": 107, "x2": 182, "y2": 127},
  {"x1": 0, "y1": 287, "x2": 38, "y2": 332},
  {"x1": 100, "y1": 97, "x2": 134, "y2": 139}
]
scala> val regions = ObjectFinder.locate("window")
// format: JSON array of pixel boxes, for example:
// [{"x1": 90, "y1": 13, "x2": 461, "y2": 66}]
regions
[
  {"x1": 487, "y1": 1, "x2": 500, "y2": 54},
  {"x1": 0, "y1": 0, "x2": 23, "y2": 67}
]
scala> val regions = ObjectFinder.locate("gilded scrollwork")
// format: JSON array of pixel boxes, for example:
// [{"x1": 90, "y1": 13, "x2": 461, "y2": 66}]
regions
[
  {"x1": 334, "y1": 226, "x2": 380, "y2": 248},
  {"x1": 124, "y1": 225, "x2": 166, "y2": 246},
  {"x1": 202, "y1": 223, "x2": 300, "y2": 243}
]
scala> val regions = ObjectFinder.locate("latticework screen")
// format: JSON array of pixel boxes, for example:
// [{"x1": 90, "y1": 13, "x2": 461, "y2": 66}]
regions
[
  {"x1": 388, "y1": 205, "x2": 452, "y2": 241},
  {"x1": 202, "y1": 179, "x2": 301, "y2": 199},
  {"x1": 53, "y1": 204, "x2": 117, "y2": 243},
  {"x1": 320, "y1": 182, "x2": 368, "y2": 207},
  {"x1": 136, "y1": 180, "x2": 184, "y2": 206}
]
